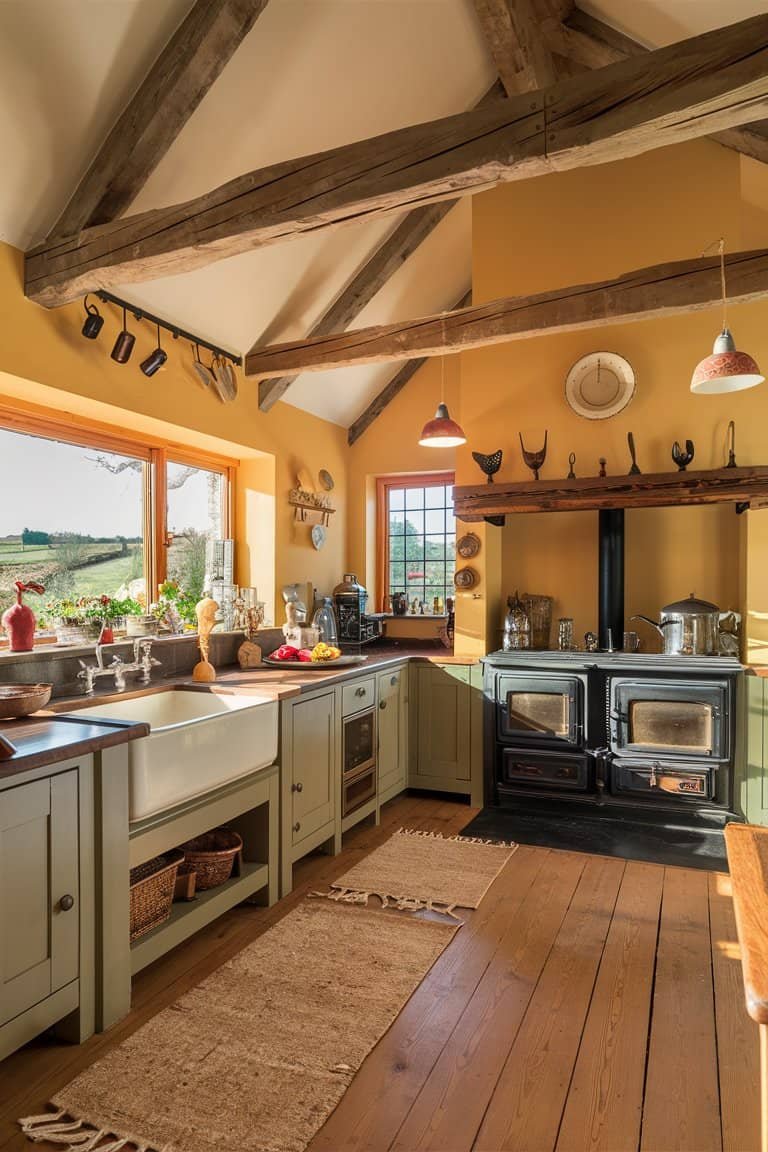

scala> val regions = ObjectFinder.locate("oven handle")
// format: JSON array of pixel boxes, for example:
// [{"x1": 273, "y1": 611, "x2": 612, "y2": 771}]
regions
[{"x1": 588, "y1": 747, "x2": 611, "y2": 805}]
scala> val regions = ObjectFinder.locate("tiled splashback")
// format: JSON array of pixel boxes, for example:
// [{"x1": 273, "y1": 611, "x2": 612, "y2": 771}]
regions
[{"x1": 0, "y1": 629, "x2": 285, "y2": 699}]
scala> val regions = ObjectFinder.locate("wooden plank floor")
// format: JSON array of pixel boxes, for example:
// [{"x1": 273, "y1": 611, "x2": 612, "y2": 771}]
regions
[{"x1": 0, "y1": 794, "x2": 760, "y2": 1152}]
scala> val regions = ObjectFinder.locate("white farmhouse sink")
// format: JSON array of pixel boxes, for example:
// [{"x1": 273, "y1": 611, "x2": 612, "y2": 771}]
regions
[{"x1": 70, "y1": 689, "x2": 278, "y2": 821}]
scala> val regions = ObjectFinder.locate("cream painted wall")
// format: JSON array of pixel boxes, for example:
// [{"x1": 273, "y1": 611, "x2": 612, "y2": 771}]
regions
[
  {"x1": 0, "y1": 242, "x2": 347, "y2": 623},
  {"x1": 462, "y1": 139, "x2": 768, "y2": 654}
]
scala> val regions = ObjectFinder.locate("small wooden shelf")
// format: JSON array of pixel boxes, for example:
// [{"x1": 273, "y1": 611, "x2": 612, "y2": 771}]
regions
[
  {"x1": 130, "y1": 860, "x2": 269, "y2": 975},
  {"x1": 453, "y1": 465, "x2": 768, "y2": 521}
]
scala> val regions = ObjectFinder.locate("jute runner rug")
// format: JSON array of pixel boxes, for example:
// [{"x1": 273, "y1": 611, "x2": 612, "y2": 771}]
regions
[
  {"x1": 20, "y1": 903, "x2": 455, "y2": 1152},
  {"x1": 316, "y1": 827, "x2": 517, "y2": 917}
]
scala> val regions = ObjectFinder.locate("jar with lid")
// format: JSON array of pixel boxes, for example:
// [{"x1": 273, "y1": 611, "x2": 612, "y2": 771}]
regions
[
  {"x1": 312, "y1": 597, "x2": 338, "y2": 644},
  {"x1": 503, "y1": 592, "x2": 531, "y2": 650}
]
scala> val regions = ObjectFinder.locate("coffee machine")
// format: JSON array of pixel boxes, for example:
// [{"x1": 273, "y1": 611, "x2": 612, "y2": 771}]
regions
[{"x1": 333, "y1": 574, "x2": 382, "y2": 648}]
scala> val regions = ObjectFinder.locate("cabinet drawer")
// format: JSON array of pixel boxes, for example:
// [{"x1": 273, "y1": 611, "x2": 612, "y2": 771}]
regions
[{"x1": 342, "y1": 677, "x2": 376, "y2": 716}]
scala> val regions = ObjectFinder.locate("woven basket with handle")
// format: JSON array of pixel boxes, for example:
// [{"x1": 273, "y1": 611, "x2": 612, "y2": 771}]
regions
[
  {"x1": 129, "y1": 849, "x2": 184, "y2": 941},
  {"x1": 179, "y1": 828, "x2": 243, "y2": 891}
]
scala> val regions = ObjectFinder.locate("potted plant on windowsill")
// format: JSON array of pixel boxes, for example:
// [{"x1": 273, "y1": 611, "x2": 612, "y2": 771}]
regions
[{"x1": 43, "y1": 595, "x2": 144, "y2": 646}]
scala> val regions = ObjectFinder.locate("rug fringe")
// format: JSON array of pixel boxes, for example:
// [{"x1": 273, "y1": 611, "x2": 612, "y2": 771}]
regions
[
  {"x1": 397, "y1": 827, "x2": 515, "y2": 849},
  {"x1": 311, "y1": 886, "x2": 462, "y2": 921},
  {"x1": 19, "y1": 1110, "x2": 152, "y2": 1151}
]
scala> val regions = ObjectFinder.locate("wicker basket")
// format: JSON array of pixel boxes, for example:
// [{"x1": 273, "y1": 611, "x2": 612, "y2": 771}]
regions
[
  {"x1": 129, "y1": 849, "x2": 184, "y2": 941},
  {"x1": 179, "y1": 828, "x2": 242, "y2": 891}
]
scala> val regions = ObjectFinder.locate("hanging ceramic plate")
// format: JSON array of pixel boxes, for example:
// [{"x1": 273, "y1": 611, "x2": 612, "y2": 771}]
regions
[
  {"x1": 565, "y1": 352, "x2": 635, "y2": 420},
  {"x1": 311, "y1": 524, "x2": 326, "y2": 550},
  {"x1": 454, "y1": 566, "x2": 478, "y2": 590},
  {"x1": 457, "y1": 532, "x2": 481, "y2": 559},
  {"x1": 319, "y1": 469, "x2": 335, "y2": 491}
]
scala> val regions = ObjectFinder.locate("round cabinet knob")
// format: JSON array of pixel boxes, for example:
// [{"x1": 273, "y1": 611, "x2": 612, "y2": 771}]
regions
[
  {"x1": 355, "y1": 687, "x2": 366, "y2": 697},
  {"x1": 390, "y1": 675, "x2": 398, "y2": 686},
  {"x1": 291, "y1": 781, "x2": 303, "y2": 793},
  {"x1": 293, "y1": 821, "x2": 301, "y2": 833},
  {"x1": 379, "y1": 700, "x2": 387, "y2": 710},
  {"x1": 59, "y1": 894, "x2": 75, "y2": 912}
]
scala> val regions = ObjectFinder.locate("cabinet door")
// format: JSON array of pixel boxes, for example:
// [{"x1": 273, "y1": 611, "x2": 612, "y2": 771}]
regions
[
  {"x1": 0, "y1": 771, "x2": 79, "y2": 1028},
  {"x1": 377, "y1": 667, "x2": 407, "y2": 797},
  {"x1": 290, "y1": 693, "x2": 335, "y2": 844},
  {"x1": 745, "y1": 675, "x2": 768, "y2": 824},
  {"x1": 415, "y1": 665, "x2": 471, "y2": 783}
]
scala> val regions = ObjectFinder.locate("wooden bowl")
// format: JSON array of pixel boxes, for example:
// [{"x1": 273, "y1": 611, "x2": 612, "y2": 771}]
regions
[{"x1": 0, "y1": 684, "x2": 53, "y2": 719}]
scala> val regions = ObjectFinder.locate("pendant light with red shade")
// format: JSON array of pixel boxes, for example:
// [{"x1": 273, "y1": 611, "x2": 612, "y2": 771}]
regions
[
  {"x1": 419, "y1": 353, "x2": 466, "y2": 448},
  {"x1": 691, "y1": 239, "x2": 764, "y2": 394}
]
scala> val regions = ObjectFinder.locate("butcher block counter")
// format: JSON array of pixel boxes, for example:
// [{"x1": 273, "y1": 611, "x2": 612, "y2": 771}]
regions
[
  {"x1": 0, "y1": 713, "x2": 149, "y2": 782},
  {"x1": 725, "y1": 823, "x2": 768, "y2": 1152}
]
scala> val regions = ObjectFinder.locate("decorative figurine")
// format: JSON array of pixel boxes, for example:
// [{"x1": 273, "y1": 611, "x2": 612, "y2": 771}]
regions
[
  {"x1": 672, "y1": 439, "x2": 695, "y2": 471},
  {"x1": 567, "y1": 452, "x2": 576, "y2": 479},
  {"x1": 627, "y1": 432, "x2": 641, "y2": 474},
  {"x1": 1, "y1": 581, "x2": 44, "y2": 653},
  {"x1": 193, "y1": 596, "x2": 219, "y2": 682},
  {"x1": 726, "y1": 420, "x2": 737, "y2": 468},
  {"x1": 472, "y1": 449, "x2": 503, "y2": 483},
  {"x1": 238, "y1": 602, "x2": 265, "y2": 669},
  {"x1": 519, "y1": 431, "x2": 548, "y2": 480},
  {"x1": 599, "y1": 457, "x2": 607, "y2": 478}
]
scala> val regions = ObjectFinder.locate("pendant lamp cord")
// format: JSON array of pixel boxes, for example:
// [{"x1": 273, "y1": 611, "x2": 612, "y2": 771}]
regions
[{"x1": 702, "y1": 237, "x2": 728, "y2": 331}]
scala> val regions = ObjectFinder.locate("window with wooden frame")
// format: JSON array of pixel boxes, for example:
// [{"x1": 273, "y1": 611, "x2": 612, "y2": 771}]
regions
[
  {"x1": 376, "y1": 473, "x2": 455, "y2": 613},
  {"x1": 0, "y1": 404, "x2": 235, "y2": 632}
]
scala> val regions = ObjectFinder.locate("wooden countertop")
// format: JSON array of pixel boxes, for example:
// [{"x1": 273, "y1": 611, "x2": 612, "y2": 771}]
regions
[
  {"x1": 725, "y1": 823, "x2": 768, "y2": 1024},
  {"x1": 0, "y1": 714, "x2": 149, "y2": 784}
]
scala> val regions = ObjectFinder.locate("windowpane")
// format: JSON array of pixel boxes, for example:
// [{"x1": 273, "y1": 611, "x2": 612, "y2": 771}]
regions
[
  {"x1": 383, "y1": 477, "x2": 454, "y2": 612},
  {"x1": 166, "y1": 462, "x2": 224, "y2": 601},
  {"x1": 0, "y1": 428, "x2": 145, "y2": 624}
]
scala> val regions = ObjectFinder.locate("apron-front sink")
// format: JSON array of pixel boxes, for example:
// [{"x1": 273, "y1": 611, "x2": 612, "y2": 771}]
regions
[{"x1": 68, "y1": 688, "x2": 278, "y2": 820}]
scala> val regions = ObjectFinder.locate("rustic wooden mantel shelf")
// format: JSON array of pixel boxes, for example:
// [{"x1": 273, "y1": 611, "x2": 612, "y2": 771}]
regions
[{"x1": 453, "y1": 465, "x2": 768, "y2": 520}]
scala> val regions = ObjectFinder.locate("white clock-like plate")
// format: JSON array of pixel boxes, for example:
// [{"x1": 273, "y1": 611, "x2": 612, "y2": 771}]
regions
[{"x1": 565, "y1": 352, "x2": 635, "y2": 420}]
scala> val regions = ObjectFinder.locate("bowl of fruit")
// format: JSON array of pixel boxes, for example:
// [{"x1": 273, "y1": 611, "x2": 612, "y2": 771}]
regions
[{"x1": 265, "y1": 642, "x2": 365, "y2": 669}]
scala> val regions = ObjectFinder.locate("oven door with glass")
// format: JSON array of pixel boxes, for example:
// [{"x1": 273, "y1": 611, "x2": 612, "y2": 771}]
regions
[
  {"x1": 609, "y1": 677, "x2": 730, "y2": 762},
  {"x1": 496, "y1": 672, "x2": 587, "y2": 751}
]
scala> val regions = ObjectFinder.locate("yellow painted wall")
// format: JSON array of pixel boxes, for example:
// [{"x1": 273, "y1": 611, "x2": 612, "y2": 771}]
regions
[
  {"x1": 460, "y1": 138, "x2": 768, "y2": 654},
  {"x1": 0, "y1": 242, "x2": 347, "y2": 623}
]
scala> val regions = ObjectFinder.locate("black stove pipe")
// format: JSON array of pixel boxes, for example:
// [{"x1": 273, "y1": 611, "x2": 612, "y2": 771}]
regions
[{"x1": 598, "y1": 509, "x2": 624, "y2": 651}]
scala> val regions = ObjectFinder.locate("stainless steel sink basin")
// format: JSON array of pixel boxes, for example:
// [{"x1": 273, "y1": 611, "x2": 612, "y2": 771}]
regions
[{"x1": 70, "y1": 688, "x2": 278, "y2": 820}]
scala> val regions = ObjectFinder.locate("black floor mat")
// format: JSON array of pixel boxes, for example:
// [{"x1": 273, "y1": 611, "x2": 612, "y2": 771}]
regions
[{"x1": 462, "y1": 804, "x2": 729, "y2": 872}]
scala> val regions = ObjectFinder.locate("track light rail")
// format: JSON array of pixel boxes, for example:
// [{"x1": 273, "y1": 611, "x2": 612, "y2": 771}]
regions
[{"x1": 94, "y1": 289, "x2": 242, "y2": 366}]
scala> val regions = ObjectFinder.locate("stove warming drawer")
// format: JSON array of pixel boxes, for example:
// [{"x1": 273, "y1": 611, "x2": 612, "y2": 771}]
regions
[
  {"x1": 611, "y1": 760, "x2": 714, "y2": 803},
  {"x1": 499, "y1": 748, "x2": 591, "y2": 794}
]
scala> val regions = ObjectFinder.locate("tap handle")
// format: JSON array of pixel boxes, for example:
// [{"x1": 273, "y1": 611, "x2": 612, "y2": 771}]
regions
[{"x1": 133, "y1": 638, "x2": 142, "y2": 662}]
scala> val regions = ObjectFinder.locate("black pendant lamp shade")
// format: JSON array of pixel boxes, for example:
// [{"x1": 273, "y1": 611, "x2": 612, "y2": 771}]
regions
[
  {"x1": 111, "y1": 307, "x2": 135, "y2": 363},
  {"x1": 81, "y1": 295, "x2": 104, "y2": 340},
  {"x1": 140, "y1": 324, "x2": 167, "y2": 377}
]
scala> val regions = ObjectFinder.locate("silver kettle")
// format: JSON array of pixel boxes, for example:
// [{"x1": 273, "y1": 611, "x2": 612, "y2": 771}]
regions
[{"x1": 632, "y1": 592, "x2": 720, "y2": 656}]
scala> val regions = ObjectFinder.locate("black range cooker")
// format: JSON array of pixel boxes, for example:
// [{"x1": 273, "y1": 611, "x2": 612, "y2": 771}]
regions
[{"x1": 482, "y1": 650, "x2": 743, "y2": 824}]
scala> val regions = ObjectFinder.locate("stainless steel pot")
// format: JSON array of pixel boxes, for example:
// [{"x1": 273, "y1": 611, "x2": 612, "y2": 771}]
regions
[{"x1": 631, "y1": 593, "x2": 720, "y2": 656}]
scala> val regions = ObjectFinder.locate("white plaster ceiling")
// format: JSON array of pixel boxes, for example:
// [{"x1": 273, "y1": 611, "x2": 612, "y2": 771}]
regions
[{"x1": 0, "y1": 1, "x2": 766, "y2": 426}]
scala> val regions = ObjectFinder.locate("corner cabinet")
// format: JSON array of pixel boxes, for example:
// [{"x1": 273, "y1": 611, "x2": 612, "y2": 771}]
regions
[
  {"x1": 409, "y1": 661, "x2": 483, "y2": 806},
  {"x1": 0, "y1": 758, "x2": 94, "y2": 1061}
]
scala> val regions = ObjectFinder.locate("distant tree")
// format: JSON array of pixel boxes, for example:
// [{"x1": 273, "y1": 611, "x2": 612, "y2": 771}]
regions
[{"x1": 21, "y1": 528, "x2": 51, "y2": 546}]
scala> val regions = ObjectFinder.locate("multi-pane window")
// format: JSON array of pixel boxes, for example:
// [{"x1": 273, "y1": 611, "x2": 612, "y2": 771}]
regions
[
  {"x1": 0, "y1": 427, "x2": 146, "y2": 620},
  {"x1": 0, "y1": 412, "x2": 233, "y2": 639},
  {"x1": 381, "y1": 475, "x2": 455, "y2": 610}
]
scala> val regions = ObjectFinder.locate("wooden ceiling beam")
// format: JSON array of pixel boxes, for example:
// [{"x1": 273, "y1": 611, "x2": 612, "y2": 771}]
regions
[
  {"x1": 255, "y1": 84, "x2": 502, "y2": 413},
  {"x1": 549, "y1": 7, "x2": 768, "y2": 166},
  {"x1": 52, "y1": 0, "x2": 270, "y2": 236},
  {"x1": 244, "y1": 247, "x2": 768, "y2": 375},
  {"x1": 347, "y1": 290, "x2": 471, "y2": 446},
  {"x1": 473, "y1": 0, "x2": 558, "y2": 94},
  {"x1": 25, "y1": 12, "x2": 768, "y2": 307}
]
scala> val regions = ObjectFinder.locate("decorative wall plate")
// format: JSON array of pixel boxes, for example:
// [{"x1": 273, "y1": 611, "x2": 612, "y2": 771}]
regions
[
  {"x1": 457, "y1": 532, "x2": 481, "y2": 559},
  {"x1": 311, "y1": 524, "x2": 326, "y2": 550},
  {"x1": 565, "y1": 352, "x2": 635, "y2": 419},
  {"x1": 454, "y1": 566, "x2": 478, "y2": 590},
  {"x1": 319, "y1": 468, "x2": 335, "y2": 491}
]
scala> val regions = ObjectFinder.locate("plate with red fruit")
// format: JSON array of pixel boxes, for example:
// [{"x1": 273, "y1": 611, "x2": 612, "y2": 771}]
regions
[{"x1": 264, "y1": 642, "x2": 367, "y2": 669}]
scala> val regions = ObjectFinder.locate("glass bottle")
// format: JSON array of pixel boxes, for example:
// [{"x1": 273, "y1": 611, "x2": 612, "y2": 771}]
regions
[{"x1": 503, "y1": 592, "x2": 531, "y2": 650}]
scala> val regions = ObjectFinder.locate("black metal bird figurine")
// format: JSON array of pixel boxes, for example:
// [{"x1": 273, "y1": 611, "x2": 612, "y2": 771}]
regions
[
  {"x1": 472, "y1": 449, "x2": 503, "y2": 484},
  {"x1": 672, "y1": 439, "x2": 695, "y2": 471},
  {"x1": 519, "y1": 431, "x2": 547, "y2": 481}
]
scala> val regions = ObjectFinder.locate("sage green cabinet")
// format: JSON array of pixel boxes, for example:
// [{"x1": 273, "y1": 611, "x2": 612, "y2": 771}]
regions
[
  {"x1": 744, "y1": 674, "x2": 768, "y2": 824},
  {"x1": 411, "y1": 664, "x2": 472, "y2": 791},
  {"x1": 280, "y1": 689, "x2": 338, "y2": 895},
  {"x1": 0, "y1": 760, "x2": 94, "y2": 1061},
  {"x1": 377, "y1": 665, "x2": 408, "y2": 805}
]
